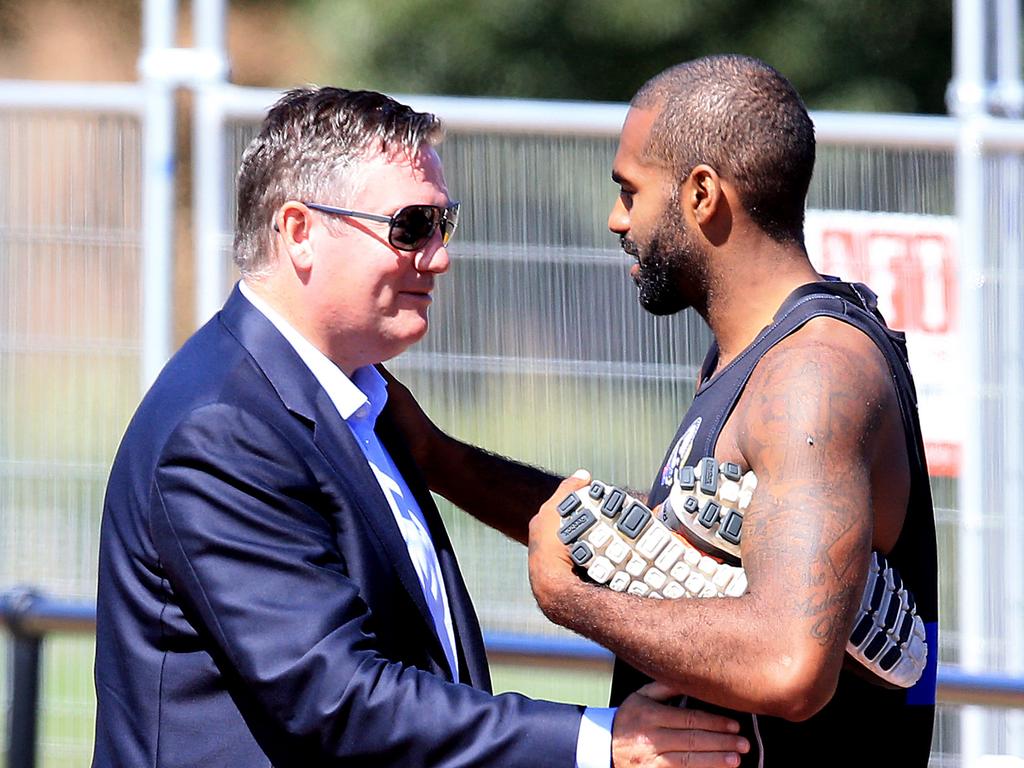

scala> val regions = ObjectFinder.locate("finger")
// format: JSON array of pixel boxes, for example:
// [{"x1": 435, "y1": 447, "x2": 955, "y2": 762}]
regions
[
  {"x1": 652, "y1": 728, "x2": 750, "y2": 755},
  {"x1": 558, "y1": 469, "x2": 592, "y2": 495},
  {"x1": 658, "y1": 751, "x2": 745, "y2": 768},
  {"x1": 635, "y1": 680, "x2": 685, "y2": 702},
  {"x1": 630, "y1": 697, "x2": 742, "y2": 734}
]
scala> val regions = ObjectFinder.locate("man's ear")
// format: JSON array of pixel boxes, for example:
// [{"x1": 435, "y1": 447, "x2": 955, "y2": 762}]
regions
[
  {"x1": 276, "y1": 201, "x2": 315, "y2": 272},
  {"x1": 685, "y1": 164, "x2": 724, "y2": 227}
]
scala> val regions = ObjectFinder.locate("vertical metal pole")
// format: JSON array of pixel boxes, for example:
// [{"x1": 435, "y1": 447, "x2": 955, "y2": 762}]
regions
[
  {"x1": 1002, "y1": 155, "x2": 1024, "y2": 758},
  {"x1": 7, "y1": 635, "x2": 41, "y2": 768},
  {"x1": 995, "y1": 0, "x2": 1024, "y2": 753},
  {"x1": 192, "y1": 0, "x2": 231, "y2": 328},
  {"x1": 948, "y1": 0, "x2": 990, "y2": 117},
  {"x1": 138, "y1": 0, "x2": 179, "y2": 388},
  {"x1": 950, "y1": 0, "x2": 991, "y2": 763},
  {"x1": 4, "y1": 589, "x2": 42, "y2": 768},
  {"x1": 993, "y1": 0, "x2": 1023, "y2": 118},
  {"x1": 956, "y1": 116, "x2": 989, "y2": 768}
]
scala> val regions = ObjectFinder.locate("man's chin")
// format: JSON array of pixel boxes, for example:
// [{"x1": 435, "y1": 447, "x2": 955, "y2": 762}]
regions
[
  {"x1": 637, "y1": 285, "x2": 687, "y2": 316},
  {"x1": 383, "y1": 318, "x2": 430, "y2": 357},
  {"x1": 640, "y1": 301, "x2": 686, "y2": 317}
]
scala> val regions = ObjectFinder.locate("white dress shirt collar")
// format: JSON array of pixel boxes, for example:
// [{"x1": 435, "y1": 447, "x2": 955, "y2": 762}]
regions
[{"x1": 239, "y1": 279, "x2": 384, "y2": 423}]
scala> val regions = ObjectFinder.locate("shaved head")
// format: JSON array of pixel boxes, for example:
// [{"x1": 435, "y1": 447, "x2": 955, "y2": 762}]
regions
[{"x1": 633, "y1": 54, "x2": 815, "y2": 245}]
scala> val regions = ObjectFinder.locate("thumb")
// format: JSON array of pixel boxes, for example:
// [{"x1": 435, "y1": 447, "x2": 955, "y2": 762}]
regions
[{"x1": 559, "y1": 469, "x2": 592, "y2": 495}]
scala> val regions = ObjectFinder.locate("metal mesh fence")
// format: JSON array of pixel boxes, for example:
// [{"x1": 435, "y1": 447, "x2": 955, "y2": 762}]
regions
[
  {"x1": 0, "y1": 108, "x2": 144, "y2": 766},
  {"x1": 0, "y1": 110, "x2": 143, "y2": 597},
  {"x1": 971, "y1": 150, "x2": 1024, "y2": 756},
  {"x1": 0, "y1": 98, "x2": 1021, "y2": 765}
]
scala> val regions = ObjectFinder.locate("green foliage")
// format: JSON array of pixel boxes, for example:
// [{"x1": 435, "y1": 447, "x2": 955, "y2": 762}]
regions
[{"x1": 299, "y1": 0, "x2": 952, "y2": 113}]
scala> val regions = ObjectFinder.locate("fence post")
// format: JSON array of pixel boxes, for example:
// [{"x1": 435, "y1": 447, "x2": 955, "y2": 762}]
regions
[
  {"x1": 2, "y1": 588, "x2": 42, "y2": 768},
  {"x1": 136, "y1": 0, "x2": 179, "y2": 389}
]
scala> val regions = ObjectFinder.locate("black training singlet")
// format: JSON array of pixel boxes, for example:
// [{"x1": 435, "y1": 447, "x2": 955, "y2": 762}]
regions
[{"x1": 609, "y1": 279, "x2": 938, "y2": 767}]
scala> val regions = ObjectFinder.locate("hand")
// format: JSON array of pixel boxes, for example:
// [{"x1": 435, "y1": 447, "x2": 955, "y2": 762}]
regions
[
  {"x1": 376, "y1": 364, "x2": 444, "y2": 474},
  {"x1": 612, "y1": 682, "x2": 750, "y2": 768},
  {"x1": 528, "y1": 470, "x2": 591, "y2": 614}
]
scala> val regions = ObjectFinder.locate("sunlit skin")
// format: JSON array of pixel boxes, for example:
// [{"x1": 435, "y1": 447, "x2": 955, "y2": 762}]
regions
[
  {"x1": 249, "y1": 145, "x2": 452, "y2": 376},
  {"x1": 609, "y1": 107, "x2": 815, "y2": 362},
  {"x1": 605, "y1": 105, "x2": 910, "y2": 551},
  {"x1": 607, "y1": 108, "x2": 709, "y2": 316},
  {"x1": 382, "y1": 105, "x2": 915, "y2": 722},
  {"x1": 523, "y1": 104, "x2": 915, "y2": 720}
]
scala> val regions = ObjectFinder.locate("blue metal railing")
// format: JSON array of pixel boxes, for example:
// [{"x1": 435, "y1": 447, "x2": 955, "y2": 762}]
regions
[{"x1": 4, "y1": 588, "x2": 1024, "y2": 767}]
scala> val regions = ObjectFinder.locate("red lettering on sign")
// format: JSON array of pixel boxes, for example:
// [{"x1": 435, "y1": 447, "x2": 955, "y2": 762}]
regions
[{"x1": 814, "y1": 228, "x2": 956, "y2": 334}]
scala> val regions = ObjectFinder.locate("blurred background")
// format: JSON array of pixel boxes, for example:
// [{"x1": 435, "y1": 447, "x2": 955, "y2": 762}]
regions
[
  {"x1": 0, "y1": 0, "x2": 955, "y2": 107},
  {"x1": 1, "y1": 1, "x2": 1022, "y2": 766}
]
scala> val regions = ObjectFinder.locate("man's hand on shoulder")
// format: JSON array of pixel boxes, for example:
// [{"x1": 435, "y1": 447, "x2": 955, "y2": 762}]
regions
[
  {"x1": 612, "y1": 683, "x2": 749, "y2": 768},
  {"x1": 376, "y1": 364, "x2": 446, "y2": 475}
]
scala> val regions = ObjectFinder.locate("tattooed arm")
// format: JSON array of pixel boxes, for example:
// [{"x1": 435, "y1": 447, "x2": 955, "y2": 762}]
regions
[{"x1": 529, "y1": 318, "x2": 898, "y2": 720}]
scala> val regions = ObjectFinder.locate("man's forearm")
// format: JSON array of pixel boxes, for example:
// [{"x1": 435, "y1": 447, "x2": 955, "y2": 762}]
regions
[
  {"x1": 529, "y1": 475, "x2": 852, "y2": 721},
  {"x1": 536, "y1": 574, "x2": 840, "y2": 721},
  {"x1": 422, "y1": 431, "x2": 562, "y2": 544},
  {"x1": 376, "y1": 369, "x2": 562, "y2": 543}
]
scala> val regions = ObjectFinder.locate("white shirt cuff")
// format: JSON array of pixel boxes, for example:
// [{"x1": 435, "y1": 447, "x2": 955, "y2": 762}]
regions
[{"x1": 575, "y1": 706, "x2": 616, "y2": 768}]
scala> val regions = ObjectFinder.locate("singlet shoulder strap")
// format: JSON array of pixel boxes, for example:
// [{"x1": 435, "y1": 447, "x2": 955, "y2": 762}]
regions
[
  {"x1": 698, "y1": 281, "x2": 927, "y2": 484},
  {"x1": 776, "y1": 281, "x2": 926, "y2": 473}
]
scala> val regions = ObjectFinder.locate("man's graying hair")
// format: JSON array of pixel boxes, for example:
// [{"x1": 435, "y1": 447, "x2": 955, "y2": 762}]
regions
[
  {"x1": 234, "y1": 87, "x2": 443, "y2": 276},
  {"x1": 633, "y1": 54, "x2": 815, "y2": 246}
]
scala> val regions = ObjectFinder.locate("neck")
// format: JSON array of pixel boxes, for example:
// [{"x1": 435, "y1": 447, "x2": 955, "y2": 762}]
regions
[
  {"x1": 242, "y1": 276, "x2": 361, "y2": 377},
  {"x1": 702, "y1": 239, "x2": 821, "y2": 370}
]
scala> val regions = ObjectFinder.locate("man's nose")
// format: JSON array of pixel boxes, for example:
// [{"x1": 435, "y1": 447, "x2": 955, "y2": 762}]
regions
[
  {"x1": 608, "y1": 198, "x2": 629, "y2": 235},
  {"x1": 415, "y1": 241, "x2": 450, "y2": 274}
]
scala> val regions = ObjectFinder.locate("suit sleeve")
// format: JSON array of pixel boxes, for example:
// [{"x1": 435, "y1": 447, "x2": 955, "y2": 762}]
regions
[{"x1": 149, "y1": 403, "x2": 583, "y2": 767}]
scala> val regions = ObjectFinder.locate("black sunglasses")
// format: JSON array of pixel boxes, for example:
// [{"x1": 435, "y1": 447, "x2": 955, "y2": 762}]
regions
[{"x1": 302, "y1": 201, "x2": 460, "y2": 252}]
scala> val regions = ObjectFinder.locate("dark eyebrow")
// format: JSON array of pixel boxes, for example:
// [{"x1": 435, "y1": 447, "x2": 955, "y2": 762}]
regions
[{"x1": 611, "y1": 170, "x2": 630, "y2": 186}]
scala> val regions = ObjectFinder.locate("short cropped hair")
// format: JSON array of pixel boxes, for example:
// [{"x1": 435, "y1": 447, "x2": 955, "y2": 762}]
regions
[
  {"x1": 233, "y1": 87, "x2": 443, "y2": 276},
  {"x1": 633, "y1": 55, "x2": 815, "y2": 245}
]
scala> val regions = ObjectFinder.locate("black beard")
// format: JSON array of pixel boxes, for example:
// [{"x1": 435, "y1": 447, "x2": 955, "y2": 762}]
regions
[{"x1": 631, "y1": 212, "x2": 708, "y2": 316}]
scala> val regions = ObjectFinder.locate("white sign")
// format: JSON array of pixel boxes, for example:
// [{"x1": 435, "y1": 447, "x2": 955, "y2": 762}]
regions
[{"x1": 804, "y1": 210, "x2": 960, "y2": 477}]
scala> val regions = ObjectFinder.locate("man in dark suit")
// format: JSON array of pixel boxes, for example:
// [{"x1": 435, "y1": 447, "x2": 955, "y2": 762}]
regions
[{"x1": 92, "y1": 87, "x2": 749, "y2": 767}]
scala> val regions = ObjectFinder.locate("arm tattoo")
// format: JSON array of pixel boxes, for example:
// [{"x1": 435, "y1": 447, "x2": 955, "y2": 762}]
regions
[{"x1": 735, "y1": 331, "x2": 883, "y2": 649}]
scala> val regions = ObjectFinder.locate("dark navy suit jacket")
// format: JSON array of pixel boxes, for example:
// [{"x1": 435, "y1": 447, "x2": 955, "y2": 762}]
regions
[{"x1": 93, "y1": 285, "x2": 582, "y2": 767}]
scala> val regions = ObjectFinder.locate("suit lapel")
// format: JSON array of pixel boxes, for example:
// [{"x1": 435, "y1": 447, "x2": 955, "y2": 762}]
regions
[
  {"x1": 377, "y1": 409, "x2": 493, "y2": 692},
  {"x1": 217, "y1": 286, "x2": 450, "y2": 676}
]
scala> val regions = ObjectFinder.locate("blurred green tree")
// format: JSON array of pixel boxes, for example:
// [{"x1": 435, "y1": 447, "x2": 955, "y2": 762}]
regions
[
  {"x1": 295, "y1": 0, "x2": 953, "y2": 113},
  {"x1": 0, "y1": 0, "x2": 956, "y2": 112}
]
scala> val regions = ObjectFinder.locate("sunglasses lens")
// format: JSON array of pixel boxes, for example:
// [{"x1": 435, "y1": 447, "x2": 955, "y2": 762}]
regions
[
  {"x1": 390, "y1": 206, "x2": 440, "y2": 250},
  {"x1": 441, "y1": 202, "x2": 460, "y2": 246}
]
